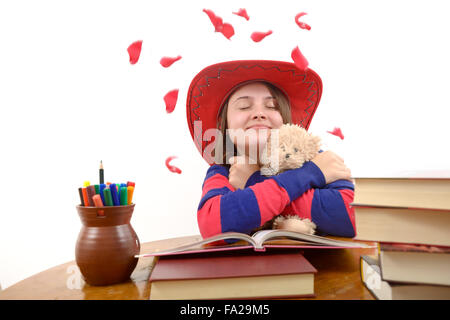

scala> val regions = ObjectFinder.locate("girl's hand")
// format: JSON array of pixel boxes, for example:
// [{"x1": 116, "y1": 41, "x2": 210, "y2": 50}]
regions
[
  {"x1": 228, "y1": 156, "x2": 260, "y2": 190},
  {"x1": 311, "y1": 151, "x2": 352, "y2": 184}
]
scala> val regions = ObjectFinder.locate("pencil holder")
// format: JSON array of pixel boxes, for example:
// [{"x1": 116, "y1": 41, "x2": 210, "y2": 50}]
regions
[{"x1": 75, "y1": 204, "x2": 140, "y2": 286}]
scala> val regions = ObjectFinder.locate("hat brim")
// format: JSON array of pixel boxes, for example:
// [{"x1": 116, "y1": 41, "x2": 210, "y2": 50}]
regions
[{"x1": 186, "y1": 60, "x2": 323, "y2": 164}]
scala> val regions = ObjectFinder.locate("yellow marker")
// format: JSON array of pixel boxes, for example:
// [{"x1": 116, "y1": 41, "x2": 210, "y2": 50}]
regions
[
  {"x1": 127, "y1": 186, "x2": 134, "y2": 205},
  {"x1": 83, "y1": 181, "x2": 90, "y2": 187}
]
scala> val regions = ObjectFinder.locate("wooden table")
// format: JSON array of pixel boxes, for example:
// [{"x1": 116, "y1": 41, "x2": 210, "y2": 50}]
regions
[{"x1": 0, "y1": 235, "x2": 377, "y2": 300}]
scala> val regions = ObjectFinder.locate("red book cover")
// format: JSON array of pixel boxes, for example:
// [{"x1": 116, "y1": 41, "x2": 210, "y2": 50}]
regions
[
  {"x1": 149, "y1": 249, "x2": 317, "y2": 282},
  {"x1": 380, "y1": 242, "x2": 450, "y2": 253}
]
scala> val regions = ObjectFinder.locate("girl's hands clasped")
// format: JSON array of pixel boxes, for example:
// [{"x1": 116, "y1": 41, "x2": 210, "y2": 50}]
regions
[
  {"x1": 228, "y1": 156, "x2": 260, "y2": 190},
  {"x1": 311, "y1": 151, "x2": 352, "y2": 184},
  {"x1": 228, "y1": 151, "x2": 352, "y2": 189}
]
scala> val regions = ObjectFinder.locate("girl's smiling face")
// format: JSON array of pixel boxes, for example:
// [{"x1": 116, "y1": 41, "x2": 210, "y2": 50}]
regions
[
  {"x1": 226, "y1": 82, "x2": 284, "y2": 160},
  {"x1": 226, "y1": 82, "x2": 284, "y2": 132}
]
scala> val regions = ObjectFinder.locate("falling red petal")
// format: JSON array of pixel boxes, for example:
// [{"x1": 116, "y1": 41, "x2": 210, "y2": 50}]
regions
[
  {"x1": 165, "y1": 156, "x2": 182, "y2": 174},
  {"x1": 233, "y1": 8, "x2": 250, "y2": 21},
  {"x1": 164, "y1": 89, "x2": 179, "y2": 113},
  {"x1": 251, "y1": 30, "x2": 273, "y2": 42},
  {"x1": 295, "y1": 12, "x2": 311, "y2": 30},
  {"x1": 160, "y1": 55, "x2": 182, "y2": 68},
  {"x1": 291, "y1": 46, "x2": 309, "y2": 71},
  {"x1": 327, "y1": 127, "x2": 345, "y2": 140},
  {"x1": 203, "y1": 9, "x2": 224, "y2": 32},
  {"x1": 127, "y1": 40, "x2": 143, "y2": 65},
  {"x1": 220, "y1": 23, "x2": 235, "y2": 40}
]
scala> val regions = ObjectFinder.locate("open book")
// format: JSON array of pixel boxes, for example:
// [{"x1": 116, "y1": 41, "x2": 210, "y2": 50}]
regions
[{"x1": 136, "y1": 229, "x2": 375, "y2": 258}]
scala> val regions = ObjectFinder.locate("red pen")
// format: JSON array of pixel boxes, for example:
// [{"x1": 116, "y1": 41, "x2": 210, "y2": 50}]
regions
[{"x1": 82, "y1": 188, "x2": 89, "y2": 207}]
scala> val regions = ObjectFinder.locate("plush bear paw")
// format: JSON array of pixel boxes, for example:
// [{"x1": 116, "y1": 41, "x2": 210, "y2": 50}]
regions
[{"x1": 272, "y1": 215, "x2": 317, "y2": 235}]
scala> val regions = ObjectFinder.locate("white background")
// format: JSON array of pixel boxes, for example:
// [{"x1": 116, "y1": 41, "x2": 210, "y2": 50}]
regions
[{"x1": 1, "y1": 0, "x2": 449, "y2": 289}]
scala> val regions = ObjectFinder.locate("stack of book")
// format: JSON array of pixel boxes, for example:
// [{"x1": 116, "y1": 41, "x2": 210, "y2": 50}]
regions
[
  {"x1": 353, "y1": 171, "x2": 450, "y2": 299},
  {"x1": 138, "y1": 229, "x2": 373, "y2": 299},
  {"x1": 148, "y1": 250, "x2": 317, "y2": 300}
]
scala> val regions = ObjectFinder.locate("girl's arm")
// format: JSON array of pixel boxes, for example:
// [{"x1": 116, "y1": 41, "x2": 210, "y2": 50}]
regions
[
  {"x1": 246, "y1": 147, "x2": 355, "y2": 237},
  {"x1": 281, "y1": 180, "x2": 356, "y2": 237},
  {"x1": 244, "y1": 169, "x2": 356, "y2": 237},
  {"x1": 197, "y1": 162, "x2": 326, "y2": 239}
]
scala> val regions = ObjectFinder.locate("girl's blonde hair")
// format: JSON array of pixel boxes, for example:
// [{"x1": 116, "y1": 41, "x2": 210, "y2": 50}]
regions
[{"x1": 214, "y1": 81, "x2": 292, "y2": 166}]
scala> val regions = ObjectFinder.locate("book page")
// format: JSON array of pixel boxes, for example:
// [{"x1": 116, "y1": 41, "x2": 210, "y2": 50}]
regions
[
  {"x1": 136, "y1": 232, "x2": 256, "y2": 257},
  {"x1": 252, "y1": 229, "x2": 374, "y2": 248}
]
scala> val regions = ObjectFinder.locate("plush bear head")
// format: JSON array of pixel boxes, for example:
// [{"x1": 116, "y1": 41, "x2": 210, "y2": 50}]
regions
[{"x1": 260, "y1": 123, "x2": 322, "y2": 176}]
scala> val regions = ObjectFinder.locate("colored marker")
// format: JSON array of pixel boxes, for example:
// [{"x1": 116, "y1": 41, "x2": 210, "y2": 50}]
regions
[
  {"x1": 78, "y1": 188, "x2": 85, "y2": 206},
  {"x1": 120, "y1": 186, "x2": 128, "y2": 205},
  {"x1": 120, "y1": 183, "x2": 126, "y2": 198},
  {"x1": 99, "y1": 160, "x2": 104, "y2": 184},
  {"x1": 127, "y1": 181, "x2": 135, "y2": 188},
  {"x1": 99, "y1": 184, "x2": 106, "y2": 205},
  {"x1": 82, "y1": 188, "x2": 89, "y2": 207},
  {"x1": 103, "y1": 188, "x2": 113, "y2": 206},
  {"x1": 110, "y1": 183, "x2": 120, "y2": 206},
  {"x1": 86, "y1": 185, "x2": 96, "y2": 206},
  {"x1": 94, "y1": 184, "x2": 100, "y2": 195},
  {"x1": 127, "y1": 186, "x2": 134, "y2": 205},
  {"x1": 118, "y1": 183, "x2": 124, "y2": 201},
  {"x1": 92, "y1": 194, "x2": 104, "y2": 207},
  {"x1": 83, "y1": 181, "x2": 90, "y2": 187}
]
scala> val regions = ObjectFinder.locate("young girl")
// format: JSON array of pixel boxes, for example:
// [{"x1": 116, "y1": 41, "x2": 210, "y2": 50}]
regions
[{"x1": 186, "y1": 60, "x2": 355, "y2": 239}]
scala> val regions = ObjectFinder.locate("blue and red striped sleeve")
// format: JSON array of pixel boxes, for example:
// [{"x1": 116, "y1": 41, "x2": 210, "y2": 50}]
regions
[
  {"x1": 197, "y1": 162, "x2": 326, "y2": 239},
  {"x1": 281, "y1": 180, "x2": 356, "y2": 237},
  {"x1": 235, "y1": 165, "x2": 357, "y2": 237}
]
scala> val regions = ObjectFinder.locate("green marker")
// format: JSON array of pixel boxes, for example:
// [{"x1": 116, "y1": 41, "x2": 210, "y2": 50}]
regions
[
  {"x1": 103, "y1": 188, "x2": 113, "y2": 206},
  {"x1": 120, "y1": 187, "x2": 128, "y2": 206},
  {"x1": 94, "y1": 184, "x2": 100, "y2": 194}
]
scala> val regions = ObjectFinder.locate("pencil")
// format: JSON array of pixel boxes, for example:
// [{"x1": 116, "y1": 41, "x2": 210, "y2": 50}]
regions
[{"x1": 99, "y1": 160, "x2": 104, "y2": 184}]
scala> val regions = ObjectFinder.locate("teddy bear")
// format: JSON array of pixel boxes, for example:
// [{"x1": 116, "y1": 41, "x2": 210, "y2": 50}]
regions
[{"x1": 258, "y1": 123, "x2": 322, "y2": 235}]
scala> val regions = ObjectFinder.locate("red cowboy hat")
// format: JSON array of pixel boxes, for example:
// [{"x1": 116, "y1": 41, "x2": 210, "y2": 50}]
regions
[{"x1": 186, "y1": 60, "x2": 323, "y2": 164}]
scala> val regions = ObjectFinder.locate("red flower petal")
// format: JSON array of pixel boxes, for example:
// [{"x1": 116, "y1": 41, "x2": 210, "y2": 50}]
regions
[
  {"x1": 251, "y1": 30, "x2": 273, "y2": 42},
  {"x1": 233, "y1": 8, "x2": 250, "y2": 21},
  {"x1": 165, "y1": 156, "x2": 182, "y2": 174},
  {"x1": 127, "y1": 40, "x2": 143, "y2": 65},
  {"x1": 295, "y1": 12, "x2": 311, "y2": 30},
  {"x1": 164, "y1": 89, "x2": 179, "y2": 113},
  {"x1": 203, "y1": 9, "x2": 223, "y2": 32},
  {"x1": 160, "y1": 55, "x2": 182, "y2": 68},
  {"x1": 291, "y1": 46, "x2": 309, "y2": 71},
  {"x1": 220, "y1": 22, "x2": 235, "y2": 40},
  {"x1": 327, "y1": 127, "x2": 345, "y2": 140},
  {"x1": 203, "y1": 9, "x2": 234, "y2": 39}
]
